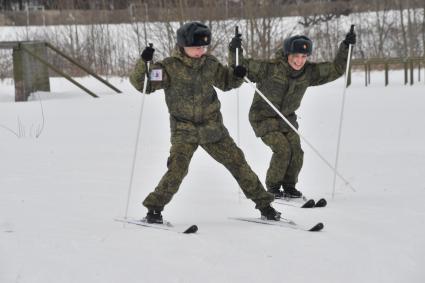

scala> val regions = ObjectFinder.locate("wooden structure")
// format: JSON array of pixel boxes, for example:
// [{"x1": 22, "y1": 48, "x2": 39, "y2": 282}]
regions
[
  {"x1": 0, "y1": 41, "x2": 121, "y2": 102},
  {"x1": 0, "y1": 41, "x2": 50, "y2": 101}
]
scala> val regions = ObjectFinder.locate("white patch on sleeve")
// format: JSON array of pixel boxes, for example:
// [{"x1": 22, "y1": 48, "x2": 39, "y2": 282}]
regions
[{"x1": 150, "y1": 69, "x2": 163, "y2": 81}]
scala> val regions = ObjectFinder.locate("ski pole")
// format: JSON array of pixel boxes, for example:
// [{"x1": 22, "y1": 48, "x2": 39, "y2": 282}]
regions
[
  {"x1": 332, "y1": 25, "x2": 355, "y2": 199},
  {"x1": 243, "y1": 76, "x2": 356, "y2": 193},
  {"x1": 235, "y1": 26, "x2": 240, "y2": 145},
  {"x1": 124, "y1": 43, "x2": 153, "y2": 220},
  {"x1": 235, "y1": 26, "x2": 242, "y2": 201}
]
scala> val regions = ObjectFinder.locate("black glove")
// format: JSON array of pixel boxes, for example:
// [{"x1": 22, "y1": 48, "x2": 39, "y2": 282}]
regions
[
  {"x1": 141, "y1": 45, "x2": 155, "y2": 62},
  {"x1": 229, "y1": 34, "x2": 242, "y2": 51},
  {"x1": 343, "y1": 26, "x2": 356, "y2": 46},
  {"x1": 233, "y1": 65, "x2": 246, "y2": 78}
]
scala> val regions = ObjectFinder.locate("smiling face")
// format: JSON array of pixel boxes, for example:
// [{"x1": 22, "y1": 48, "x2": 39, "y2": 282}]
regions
[
  {"x1": 287, "y1": 53, "x2": 308, "y2": 71},
  {"x1": 183, "y1": 46, "x2": 208, "y2": 58}
]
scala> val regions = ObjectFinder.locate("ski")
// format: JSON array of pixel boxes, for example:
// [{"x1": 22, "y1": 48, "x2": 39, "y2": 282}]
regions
[
  {"x1": 315, "y1": 198, "x2": 327, "y2": 207},
  {"x1": 274, "y1": 196, "x2": 327, "y2": 208},
  {"x1": 115, "y1": 217, "x2": 198, "y2": 234},
  {"x1": 229, "y1": 217, "x2": 324, "y2": 232}
]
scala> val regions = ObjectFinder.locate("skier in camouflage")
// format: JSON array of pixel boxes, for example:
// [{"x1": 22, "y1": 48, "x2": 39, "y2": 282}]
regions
[
  {"x1": 130, "y1": 22, "x2": 278, "y2": 224},
  {"x1": 229, "y1": 27, "x2": 356, "y2": 199}
]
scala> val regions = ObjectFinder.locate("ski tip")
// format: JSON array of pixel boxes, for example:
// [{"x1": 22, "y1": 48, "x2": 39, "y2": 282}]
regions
[
  {"x1": 315, "y1": 198, "x2": 327, "y2": 208},
  {"x1": 309, "y1": 222, "x2": 324, "y2": 232},
  {"x1": 183, "y1": 225, "x2": 198, "y2": 234},
  {"x1": 301, "y1": 199, "x2": 316, "y2": 208}
]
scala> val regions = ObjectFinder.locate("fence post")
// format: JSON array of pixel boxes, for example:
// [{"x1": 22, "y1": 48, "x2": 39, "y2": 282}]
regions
[
  {"x1": 364, "y1": 60, "x2": 368, "y2": 86},
  {"x1": 404, "y1": 59, "x2": 408, "y2": 85},
  {"x1": 367, "y1": 62, "x2": 371, "y2": 85},
  {"x1": 12, "y1": 41, "x2": 50, "y2": 102},
  {"x1": 385, "y1": 61, "x2": 389, "y2": 86},
  {"x1": 409, "y1": 59, "x2": 414, "y2": 85}
]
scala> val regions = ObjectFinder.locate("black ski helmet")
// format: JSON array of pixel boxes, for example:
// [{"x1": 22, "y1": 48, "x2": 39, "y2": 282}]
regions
[
  {"x1": 177, "y1": 22, "x2": 211, "y2": 47},
  {"x1": 283, "y1": 35, "x2": 313, "y2": 56}
]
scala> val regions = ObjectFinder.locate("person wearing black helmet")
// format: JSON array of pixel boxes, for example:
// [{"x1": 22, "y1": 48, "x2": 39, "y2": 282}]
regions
[
  {"x1": 130, "y1": 21, "x2": 279, "y2": 224},
  {"x1": 229, "y1": 27, "x2": 356, "y2": 199}
]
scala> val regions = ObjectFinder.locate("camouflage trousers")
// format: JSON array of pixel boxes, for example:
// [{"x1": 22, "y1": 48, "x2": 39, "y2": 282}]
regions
[
  {"x1": 142, "y1": 135, "x2": 274, "y2": 211},
  {"x1": 261, "y1": 131, "x2": 304, "y2": 190}
]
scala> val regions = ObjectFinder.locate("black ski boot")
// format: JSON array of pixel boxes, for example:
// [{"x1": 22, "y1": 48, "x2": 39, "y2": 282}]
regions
[
  {"x1": 267, "y1": 186, "x2": 284, "y2": 199},
  {"x1": 259, "y1": 205, "x2": 281, "y2": 221},
  {"x1": 282, "y1": 186, "x2": 302, "y2": 198},
  {"x1": 145, "y1": 210, "x2": 163, "y2": 224}
]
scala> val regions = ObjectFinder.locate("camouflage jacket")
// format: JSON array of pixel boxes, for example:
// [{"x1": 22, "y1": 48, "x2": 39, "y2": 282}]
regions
[
  {"x1": 240, "y1": 43, "x2": 349, "y2": 137},
  {"x1": 130, "y1": 47, "x2": 242, "y2": 144}
]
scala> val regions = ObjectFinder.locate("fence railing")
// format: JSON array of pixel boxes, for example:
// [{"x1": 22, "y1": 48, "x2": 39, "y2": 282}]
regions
[{"x1": 349, "y1": 57, "x2": 425, "y2": 87}]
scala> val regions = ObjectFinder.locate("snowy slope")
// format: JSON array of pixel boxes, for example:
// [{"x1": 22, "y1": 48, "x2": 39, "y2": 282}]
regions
[{"x1": 1, "y1": 71, "x2": 425, "y2": 283}]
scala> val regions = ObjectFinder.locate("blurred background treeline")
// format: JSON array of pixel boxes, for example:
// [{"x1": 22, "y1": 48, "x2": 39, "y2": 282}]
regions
[{"x1": 0, "y1": 0, "x2": 424, "y2": 78}]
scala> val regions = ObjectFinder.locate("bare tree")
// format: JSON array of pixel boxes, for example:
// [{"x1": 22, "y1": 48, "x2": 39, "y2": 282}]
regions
[
  {"x1": 422, "y1": 0, "x2": 425, "y2": 57},
  {"x1": 242, "y1": 0, "x2": 292, "y2": 60},
  {"x1": 409, "y1": 0, "x2": 422, "y2": 57},
  {"x1": 369, "y1": 0, "x2": 393, "y2": 57},
  {"x1": 398, "y1": 0, "x2": 410, "y2": 57}
]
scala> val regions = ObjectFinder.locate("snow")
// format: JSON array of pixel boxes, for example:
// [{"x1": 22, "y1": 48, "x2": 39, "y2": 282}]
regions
[{"x1": 1, "y1": 70, "x2": 425, "y2": 283}]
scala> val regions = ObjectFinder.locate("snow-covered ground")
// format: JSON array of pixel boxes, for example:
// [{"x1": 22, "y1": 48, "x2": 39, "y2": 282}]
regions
[{"x1": 1, "y1": 70, "x2": 424, "y2": 283}]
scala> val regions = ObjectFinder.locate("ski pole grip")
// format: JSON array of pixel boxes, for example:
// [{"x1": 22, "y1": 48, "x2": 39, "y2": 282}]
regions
[
  {"x1": 142, "y1": 43, "x2": 153, "y2": 95},
  {"x1": 235, "y1": 26, "x2": 240, "y2": 65}
]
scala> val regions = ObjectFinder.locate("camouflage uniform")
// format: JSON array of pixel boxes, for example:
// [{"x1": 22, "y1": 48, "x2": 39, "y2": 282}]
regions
[
  {"x1": 239, "y1": 43, "x2": 349, "y2": 190},
  {"x1": 130, "y1": 47, "x2": 274, "y2": 211}
]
